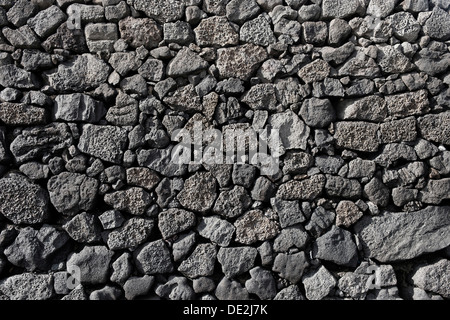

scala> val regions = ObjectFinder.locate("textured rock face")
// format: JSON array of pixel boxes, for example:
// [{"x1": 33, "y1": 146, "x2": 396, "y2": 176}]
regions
[
  {"x1": 355, "y1": 207, "x2": 450, "y2": 262},
  {"x1": 0, "y1": 0, "x2": 449, "y2": 303}
]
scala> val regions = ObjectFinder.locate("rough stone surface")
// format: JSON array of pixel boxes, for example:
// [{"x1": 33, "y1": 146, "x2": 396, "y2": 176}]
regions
[{"x1": 234, "y1": 210, "x2": 279, "y2": 245}]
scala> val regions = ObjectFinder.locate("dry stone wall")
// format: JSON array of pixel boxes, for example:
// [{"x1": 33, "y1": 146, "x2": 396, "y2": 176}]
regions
[{"x1": 0, "y1": 0, "x2": 449, "y2": 301}]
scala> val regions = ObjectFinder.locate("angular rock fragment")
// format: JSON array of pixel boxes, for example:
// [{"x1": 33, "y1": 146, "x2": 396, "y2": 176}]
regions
[
  {"x1": 197, "y1": 215, "x2": 235, "y2": 247},
  {"x1": 215, "y1": 277, "x2": 249, "y2": 300},
  {"x1": 420, "y1": 179, "x2": 450, "y2": 205},
  {"x1": 119, "y1": 17, "x2": 162, "y2": 49},
  {"x1": 315, "y1": 226, "x2": 358, "y2": 267},
  {"x1": 273, "y1": 226, "x2": 309, "y2": 252},
  {"x1": 334, "y1": 121, "x2": 380, "y2": 152},
  {"x1": 63, "y1": 212, "x2": 101, "y2": 244},
  {"x1": 234, "y1": 210, "x2": 279, "y2": 245},
  {"x1": 133, "y1": 0, "x2": 185, "y2": 24},
  {"x1": 177, "y1": 172, "x2": 217, "y2": 214},
  {"x1": 107, "y1": 218, "x2": 154, "y2": 250},
  {"x1": 78, "y1": 124, "x2": 128, "y2": 165},
  {"x1": 178, "y1": 244, "x2": 217, "y2": 279},
  {"x1": 167, "y1": 47, "x2": 209, "y2": 77},
  {"x1": 10, "y1": 122, "x2": 72, "y2": 163},
  {"x1": 245, "y1": 267, "x2": 277, "y2": 300},
  {"x1": 325, "y1": 175, "x2": 362, "y2": 199},
  {"x1": 268, "y1": 109, "x2": 310, "y2": 153},
  {"x1": 194, "y1": 16, "x2": 239, "y2": 47},
  {"x1": 216, "y1": 44, "x2": 268, "y2": 80},
  {"x1": 45, "y1": 54, "x2": 111, "y2": 92},
  {"x1": 418, "y1": 112, "x2": 450, "y2": 145},
  {"x1": 0, "y1": 273, "x2": 53, "y2": 300},
  {"x1": 0, "y1": 102, "x2": 46, "y2": 126},
  {"x1": 28, "y1": 5, "x2": 66, "y2": 38},
  {"x1": 104, "y1": 187, "x2": 151, "y2": 216},
  {"x1": 302, "y1": 266, "x2": 336, "y2": 300},
  {"x1": 66, "y1": 246, "x2": 114, "y2": 285},
  {"x1": 158, "y1": 209, "x2": 196, "y2": 239},
  {"x1": 385, "y1": 90, "x2": 429, "y2": 118},
  {"x1": 336, "y1": 200, "x2": 363, "y2": 228},
  {"x1": 134, "y1": 239, "x2": 174, "y2": 274},
  {"x1": 355, "y1": 206, "x2": 450, "y2": 262},
  {"x1": 423, "y1": 7, "x2": 450, "y2": 41},
  {"x1": 137, "y1": 146, "x2": 188, "y2": 177},
  {"x1": 163, "y1": 84, "x2": 202, "y2": 113},
  {"x1": 53, "y1": 94, "x2": 106, "y2": 123},
  {"x1": 213, "y1": 186, "x2": 252, "y2": 219},
  {"x1": 155, "y1": 276, "x2": 195, "y2": 300},
  {"x1": 297, "y1": 59, "x2": 330, "y2": 84},
  {"x1": 0, "y1": 65, "x2": 38, "y2": 89},
  {"x1": 337, "y1": 95, "x2": 387, "y2": 122},
  {"x1": 411, "y1": 259, "x2": 450, "y2": 298},
  {"x1": 299, "y1": 98, "x2": 335, "y2": 128},
  {"x1": 217, "y1": 247, "x2": 258, "y2": 278},
  {"x1": 240, "y1": 14, "x2": 276, "y2": 47},
  {"x1": 48, "y1": 172, "x2": 98, "y2": 216},
  {"x1": 322, "y1": 0, "x2": 364, "y2": 19},
  {"x1": 277, "y1": 175, "x2": 325, "y2": 201}
]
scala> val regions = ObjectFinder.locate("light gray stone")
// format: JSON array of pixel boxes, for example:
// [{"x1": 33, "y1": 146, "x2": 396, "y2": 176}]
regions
[
  {"x1": 107, "y1": 218, "x2": 154, "y2": 250},
  {"x1": 217, "y1": 247, "x2": 258, "y2": 278},
  {"x1": 197, "y1": 215, "x2": 235, "y2": 247}
]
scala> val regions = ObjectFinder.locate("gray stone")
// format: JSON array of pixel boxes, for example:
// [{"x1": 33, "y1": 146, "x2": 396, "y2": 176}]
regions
[
  {"x1": 54, "y1": 94, "x2": 106, "y2": 123},
  {"x1": 5, "y1": 225, "x2": 69, "y2": 271},
  {"x1": 178, "y1": 243, "x2": 217, "y2": 279},
  {"x1": 313, "y1": 78, "x2": 345, "y2": 98},
  {"x1": 386, "y1": 12, "x2": 421, "y2": 42},
  {"x1": 118, "y1": 17, "x2": 162, "y2": 49},
  {"x1": 338, "y1": 272, "x2": 370, "y2": 300},
  {"x1": 274, "y1": 285, "x2": 305, "y2": 300},
  {"x1": 414, "y1": 46, "x2": 450, "y2": 76},
  {"x1": 155, "y1": 276, "x2": 195, "y2": 300},
  {"x1": 268, "y1": 109, "x2": 310, "y2": 154},
  {"x1": 106, "y1": 93, "x2": 138, "y2": 126},
  {"x1": 403, "y1": 0, "x2": 429, "y2": 12},
  {"x1": 213, "y1": 186, "x2": 252, "y2": 219},
  {"x1": 216, "y1": 78, "x2": 245, "y2": 94},
  {"x1": 277, "y1": 175, "x2": 325, "y2": 201},
  {"x1": 335, "y1": 121, "x2": 380, "y2": 152},
  {"x1": 163, "y1": 84, "x2": 202, "y2": 113},
  {"x1": 110, "y1": 252, "x2": 132, "y2": 285},
  {"x1": 418, "y1": 112, "x2": 450, "y2": 145},
  {"x1": 66, "y1": 246, "x2": 114, "y2": 285},
  {"x1": 346, "y1": 79, "x2": 376, "y2": 97},
  {"x1": 158, "y1": 208, "x2": 195, "y2": 239},
  {"x1": 133, "y1": 0, "x2": 185, "y2": 24},
  {"x1": 2, "y1": 26, "x2": 40, "y2": 49},
  {"x1": 45, "y1": 54, "x2": 111, "y2": 92},
  {"x1": 10, "y1": 123, "x2": 72, "y2": 163},
  {"x1": 134, "y1": 239, "x2": 174, "y2": 274},
  {"x1": 21, "y1": 49, "x2": 52, "y2": 71},
  {"x1": 336, "y1": 95, "x2": 387, "y2": 122},
  {"x1": 234, "y1": 209, "x2": 279, "y2": 245},
  {"x1": 194, "y1": 16, "x2": 238, "y2": 47},
  {"x1": 173, "y1": 231, "x2": 197, "y2": 262},
  {"x1": 366, "y1": 0, "x2": 395, "y2": 18},
  {"x1": 315, "y1": 156, "x2": 345, "y2": 175},
  {"x1": 245, "y1": 267, "x2": 277, "y2": 300},
  {"x1": 363, "y1": 178, "x2": 390, "y2": 208},
  {"x1": 256, "y1": 0, "x2": 283, "y2": 12},
  {"x1": 109, "y1": 52, "x2": 142, "y2": 77},
  {"x1": 78, "y1": 124, "x2": 127, "y2": 165},
  {"x1": 273, "y1": 252, "x2": 309, "y2": 284},
  {"x1": 99, "y1": 210, "x2": 125, "y2": 230},
  {"x1": 242, "y1": 83, "x2": 277, "y2": 111},
  {"x1": 216, "y1": 44, "x2": 268, "y2": 80},
  {"x1": 377, "y1": 45, "x2": 415, "y2": 74},
  {"x1": 240, "y1": 14, "x2": 276, "y2": 47},
  {"x1": 303, "y1": 21, "x2": 328, "y2": 45},
  {"x1": 420, "y1": 178, "x2": 450, "y2": 205},
  {"x1": 302, "y1": 266, "x2": 337, "y2": 300},
  {"x1": 298, "y1": 59, "x2": 331, "y2": 84},
  {"x1": 336, "y1": 200, "x2": 363, "y2": 228},
  {"x1": 107, "y1": 217, "x2": 154, "y2": 250},
  {"x1": 167, "y1": 47, "x2": 209, "y2": 77},
  {"x1": 274, "y1": 18, "x2": 301, "y2": 42},
  {"x1": 197, "y1": 215, "x2": 235, "y2": 247},
  {"x1": 138, "y1": 146, "x2": 188, "y2": 177},
  {"x1": 325, "y1": 175, "x2": 362, "y2": 200},
  {"x1": 193, "y1": 277, "x2": 216, "y2": 294},
  {"x1": 411, "y1": 259, "x2": 449, "y2": 298},
  {"x1": 66, "y1": 4, "x2": 104, "y2": 24},
  {"x1": 89, "y1": 286, "x2": 121, "y2": 300},
  {"x1": 315, "y1": 226, "x2": 358, "y2": 267},
  {"x1": 299, "y1": 98, "x2": 335, "y2": 128},
  {"x1": 305, "y1": 206, "x2": 335, "y2": 237},
  {"x1": 282, "y1": 151, "x2": 313, "y2": 175},
  {"x1": 380, "y1": 117, "x2": 417, "y2": 144},
  {"x1": 6, "y1": 0, "x2": 38, "y2": 27},
  {"x1": 105, "y1": 1, "x2": 130, "y2": 22},
  {"x1": 0, "y1": 64, "x2": 38, "y2": 89},
  {"x1": 164, "y1": 21, "x2": 194, "y2": 45},
  {"x1": 215, "y1": 277, "x2": 249, "y2": 300},
  {"x1": 328, "y1": 18, "x2": 352, "y2": 45},
  {"x1": 385, "y1": 90, "x2": 429, "y2": 118},
  {"x1": 355, "y1": 206, "x2": 450, "y2": 262},
  {"x1": 48, "y1": 172, "x2": 98, "y2": 216},
  {"x1": 322, "y1": 0, "x2": 364, "y2": 19},
  {"x1": 430, "y1": 152, "x2": 450, "y2": 175},
  {"x1": 0, "y1": 273, "x2": 53, "y2": 300},
  {"x1": 217, "y1": 247, "x2": 258, "y2": 278},
  {"x1": 19, "y1": 162, "x2": 49, "y2": 180},
  {"x1": 374, "y1": 143, "x2": 417, "y2": 167},
  {"x1": 104, "y1": 187, "x2": 151, "y2": 216},
  {"x1": 124, "y1": 276, "x2": 154, "y2": 300},
  {"x1": 226, "y1": 0, "x2": 260, "y2": 24},
  {"x1": 338, "y1": 55, "x2": 380, "y2": 78},
  {"x1": 392, "y1": 187, "x2": 419, "y2": 207},
  {"x1": 273, "y1": 226, "x2": 309, "y2": 252},
  {"x1": 251, "y1": 176, "x2": 276, "y2": 202},
  {"x1": 0, "y1": 102, "x2": 46, "y2": 126},
  {"x1": 177, "y1": 172, "x2": 217, "y2": 214},
  {"x1": 271, "y1": 198, "x2": 305, "y2": 228},
  {"x1": 63, "y1": 212, "x2": 101, "y2": 244},
  {"x1": 27, "y1": 5, "x2": 66, "y2": 38},
  {"x1": 423, "y1": 7, "x2": 450, "y2": 41},
  {"x1": 126, "y1": 167, "x2": 160, "y2": 191}
]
